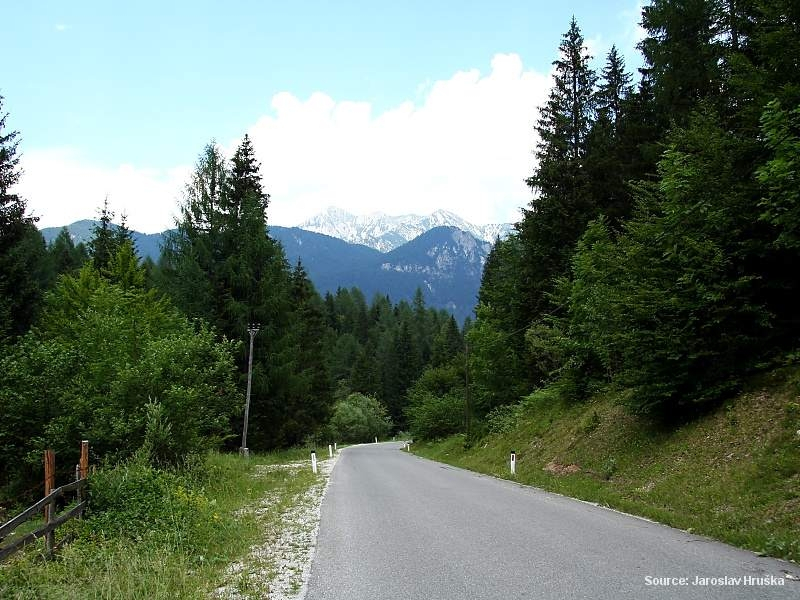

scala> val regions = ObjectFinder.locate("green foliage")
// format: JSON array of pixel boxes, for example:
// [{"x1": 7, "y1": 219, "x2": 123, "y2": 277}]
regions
[
  {"x1": 85, "y1": 455, "x2": 213, "y2": 550},
  {"x1": 0, "y1": 255, "x2": 240, "y2": 496},
  {"x1": 405, "y1": 392, "x2": 463, "y2": 441},
  {"x1": 758, "y1": 100, "x2": 800, "y2": 250},
  {"x1": 469, "y1": 235, "x2": 534, "y2": 410},
  {"x1": 88, "y1": 197, "x2": 127, "y2": 273},
  {"x1": 0, "y1": 450, "x2": 320, "y2": 599},
  {"x1": 322, "y1": 287, "x2": 459, "y2": 433},
  {"x1": 159, "y1": 139, "x2": 334, "y2": 449},
  {"x1": 639, "y1": 0, "x2": 722, "y2": 120},
  {"x1": 47, "y1": 226, "x2": 89, "y2": 276},
  {"x1": 0, "y1": 95, "x2": 48, "y2": 341},
  {"x1": 486, "y1": 403, "x2": 522, "y2": 435},
  {"x1": 563, "y1": 110, "x2": 770, "y2": 417},
  {"x1": 405, "y1": 364, "x2": 465, "y2": 440},
  {"x1": 466, "y1": 304, "x2": 529, "y2": 415},
  {"x1": 326, "y1": 393, "x2": 392, "y2": 443}
]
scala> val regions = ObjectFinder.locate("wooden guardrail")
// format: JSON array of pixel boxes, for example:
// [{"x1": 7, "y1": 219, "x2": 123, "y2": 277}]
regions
[{"x1": 0, "y1": 441, "x2": 90, "y2": 561}]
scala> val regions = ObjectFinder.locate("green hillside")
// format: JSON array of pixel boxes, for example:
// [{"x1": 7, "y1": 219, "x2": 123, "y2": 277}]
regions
[{"x1": 414, "y1": 367, "x2": 800, "y2": 563}]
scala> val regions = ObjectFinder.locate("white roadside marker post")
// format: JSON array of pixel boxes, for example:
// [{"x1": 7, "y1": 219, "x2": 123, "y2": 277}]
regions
[
  {"x1": 510, "y1": 450, "x2": 516, "y2": 476},
  {"x1": 334, "y1": 442, "x2": 337, "y2": 452},
  {"x1": 328, "y1": 444, "x2": 333, "y2": 458},
  {"x1": 311, "y1": 450, "x2": 318, "y2": 474},
  {"x1": 374, "y1": 436, "x2": 378, "y2": 444}
]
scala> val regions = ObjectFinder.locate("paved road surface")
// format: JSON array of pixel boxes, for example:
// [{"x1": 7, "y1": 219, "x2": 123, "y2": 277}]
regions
[{"x1": 305, "y1": 442, "x2": 799, "y2": 600}]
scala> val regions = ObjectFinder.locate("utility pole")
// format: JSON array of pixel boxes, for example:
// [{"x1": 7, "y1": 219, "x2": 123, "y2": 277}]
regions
[{"x1": 241, "y1": 324, "x2": 260, "y2": 458}]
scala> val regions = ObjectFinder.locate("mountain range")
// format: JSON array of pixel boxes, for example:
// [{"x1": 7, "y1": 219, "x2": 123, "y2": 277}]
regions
[
  {"x1": 40, "y1": 209, "x2": 510, "y2": 321},
  {"x1": 299, "y1": 207, "x2": 512, "y2": 252}
]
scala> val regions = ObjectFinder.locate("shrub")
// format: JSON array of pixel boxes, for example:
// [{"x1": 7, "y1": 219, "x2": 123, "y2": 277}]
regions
[
  {"x1": 327, "y1": 393, "x2": 392, "y2": 443},
  {"x1": 486, "y1": 403, "x2": 522, "y2": 435},
  {"x1": 0, "y1": 263, "x2": 240, "y2": 497},
  {"x1": 406, "y1": 392, "x2": 464, "y2": 441}
]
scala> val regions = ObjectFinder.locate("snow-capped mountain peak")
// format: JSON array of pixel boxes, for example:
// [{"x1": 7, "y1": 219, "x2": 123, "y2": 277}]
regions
[{"x1": 297, "y1": 207, "x2": 512, "y2": 252}]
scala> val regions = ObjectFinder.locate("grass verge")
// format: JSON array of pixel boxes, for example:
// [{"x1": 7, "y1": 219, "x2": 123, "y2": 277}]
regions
[
  {"x1": 0, "y1": 449, "x2": 322, "y2": 599},
  {"x1": 414, "y1": 366, "x2": 800, "y2": 564}
]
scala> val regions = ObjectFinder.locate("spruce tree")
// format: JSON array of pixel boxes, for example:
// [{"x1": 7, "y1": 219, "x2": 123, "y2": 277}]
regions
[
  {"x1": 516, "y1": 17, "x2": 598, "y2": 338},
  {"x1": 290, "y1": 261, "x2": 334, "y2": 437},
  {"x1": 0, "y1": 95, "x2": 46, "y2": 339},
  {"x1": 596, "y1": 45, "x2": 632, "y2": 129},
  {"x1": 48, "y1": 227, "x2": 89, "y2": 276},
  {"x1": 162, "y1": 138, "x2": 320, "y2": 449},
  {"x1": 639, "y1": 0, "x2": 723, "y2": 122},
  {"x1": 89, "y1": 197, "x2": 118, "y2": 273}
]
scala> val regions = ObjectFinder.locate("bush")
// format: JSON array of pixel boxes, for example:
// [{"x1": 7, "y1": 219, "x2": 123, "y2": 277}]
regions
[
  {"x1": 406, "y1": 392, "x2": 464, "y2": 441},
  {"x1": 486, "y1": 403, "x2": 522, "y2": 435},
  {"x1": 0, "y1": 263, "x2": 240, "y2": 497},
  {"x1": 327, "y1": 393, "x2": 392, "y2": 443}
]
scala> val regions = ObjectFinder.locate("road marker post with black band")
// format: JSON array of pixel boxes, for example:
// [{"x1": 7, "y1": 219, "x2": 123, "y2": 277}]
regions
[
  {"x1": 311, "y1": 450, "x2": 318, "y2": 474},
  {"x1": 510, "y1": 450, "x2": 516, "y2": 476}
]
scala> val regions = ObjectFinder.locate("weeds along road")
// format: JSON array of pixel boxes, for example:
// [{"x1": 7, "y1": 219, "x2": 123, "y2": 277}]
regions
[{"x1": 305, "y1": 442, "x2": 799, "y2": 600}]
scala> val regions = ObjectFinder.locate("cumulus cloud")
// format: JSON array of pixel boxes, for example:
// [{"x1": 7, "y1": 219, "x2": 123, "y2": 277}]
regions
[
  {"x1": 19, "y1": 148, "x2": 189, "y2": 233},
  {"x1": 251, "y1": 53, "x2": 549, "y2": 226},
  {"x1": 21, "y1": 53, "x2": 552, "y2": 232}
]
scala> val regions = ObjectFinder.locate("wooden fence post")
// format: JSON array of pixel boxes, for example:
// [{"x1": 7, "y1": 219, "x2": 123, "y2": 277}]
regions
[
  {"x1": 77, "y1": 440, "x2": 89, "y2": 516},
  {"x1": 43, "y1": 449, "x2": 55, "y2": 557},
  {"x1": 80, "y1": 440, "x2": 89, "y2": 479}
]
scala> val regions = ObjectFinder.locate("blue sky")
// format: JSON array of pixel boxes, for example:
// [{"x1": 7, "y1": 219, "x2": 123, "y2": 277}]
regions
[{"x1": 3, "y1": 1, "x2": 645, "y2": 232}]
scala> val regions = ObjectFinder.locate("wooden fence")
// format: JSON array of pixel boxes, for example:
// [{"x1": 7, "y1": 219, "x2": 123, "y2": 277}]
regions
[{"x1": 0, "y1": 441, "x2": 89, "y2": 561}]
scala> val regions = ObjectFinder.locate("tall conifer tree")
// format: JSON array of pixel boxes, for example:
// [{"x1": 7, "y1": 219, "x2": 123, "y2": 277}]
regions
[{"x1": 0, "y1": 95, "x2": 47, "y2": 339}]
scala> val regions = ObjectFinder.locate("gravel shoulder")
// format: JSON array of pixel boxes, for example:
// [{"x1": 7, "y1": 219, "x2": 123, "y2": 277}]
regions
[{"x1": 213, "y1": 453, "x2": 339, "y2": 600}]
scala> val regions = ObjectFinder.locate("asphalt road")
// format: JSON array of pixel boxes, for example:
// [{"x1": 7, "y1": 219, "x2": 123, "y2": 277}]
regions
[{"x1": 305, "y1": 442, "x2": 799, "y2": 600}]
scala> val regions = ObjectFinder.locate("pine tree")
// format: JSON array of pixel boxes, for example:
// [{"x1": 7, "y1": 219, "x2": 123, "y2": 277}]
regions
[
  {"x1": 430, "y1": 315, "x2": 463, "y2": 367},
  {"x1": 48, "y1": 227, "x2": 88, "y2": 276},
  {"x1": 288, "y1": 261, "x2": 334, "y2": 441},
  {"x1": 639, "y1": 0, "x2": 723, "y2": 122},
  {"x1": 586, "y1": 46, "x2": 637, "y2": 225},
  {"x1": 518, "y1": 17, "x2": 598, "y2": 322},
  {"x1": 89, "y1": 197, "x2": 118, "y2": 273},
  {"x1": 161, "y1": 138, "x2": 313, "y2": 449},
  {"x1": 0, "y1": 95, "x2": 46, "y2": 339},
  {"x1": 597, "y1": 45, "x2": 632, "y2": 129}
]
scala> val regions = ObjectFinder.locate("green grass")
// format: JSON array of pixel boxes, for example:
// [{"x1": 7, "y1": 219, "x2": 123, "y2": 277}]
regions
[
  {"x1": 414, "y1": 366, "x2": 800, "y2": 563},
  {"x1": 0, "y1": 449, "x2": 323, "y2": 599}
]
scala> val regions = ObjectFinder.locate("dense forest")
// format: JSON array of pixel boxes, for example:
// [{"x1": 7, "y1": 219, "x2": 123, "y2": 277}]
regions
[
  {"x1": 2, "y1": 0, "x2": 799, "y2": 504},
  {"x1": 457, "y1": 0, "x2": 800, "y2": 434}
]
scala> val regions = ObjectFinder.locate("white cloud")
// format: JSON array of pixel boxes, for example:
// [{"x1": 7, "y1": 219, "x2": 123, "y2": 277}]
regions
[
  {"x1": 21, "y1": 52, "x2": 552, "y2": 232},
  {"x1": 619, "y1": 1, "x2": 647, "y2": 67},
  {"x1": 54, "y1": 24, "x2": 70, "y2": 32},
  {"x1": 19, "y1": 148, "x2": 189, "y2": 233},
  {"x1": 251, "y1": 53, "x2": 550, "y2": 227}
]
